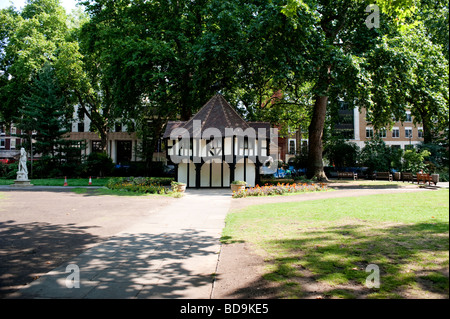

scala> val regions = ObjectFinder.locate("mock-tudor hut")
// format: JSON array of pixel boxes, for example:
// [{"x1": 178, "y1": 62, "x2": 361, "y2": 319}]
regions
[{"x1": 163, "y1": 94, "x2": 272, "y2": 188}]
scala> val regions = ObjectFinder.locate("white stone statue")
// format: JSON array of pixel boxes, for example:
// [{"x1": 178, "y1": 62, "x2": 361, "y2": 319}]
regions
[{"x1": 17, "y1": 147, "x2": 28, "y2": 181}]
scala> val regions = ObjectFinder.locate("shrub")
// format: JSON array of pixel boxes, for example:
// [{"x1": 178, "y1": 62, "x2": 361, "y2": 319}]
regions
[
  {"x1": 324, "y1": 138, "x2": 360, "y2": 168},
  {"x1": 86, "y1": 153, "x2": 114, "y2": 177},
  {"x1": 0, "y1": 162, "x2": 18, "y2": 179},
  {"x1": 437, "y1": 168, "x2": 449, "y2": 182},
  {"x1": 106, "y1": 176, "x2": 174, "y2": 194},
  {"x1": 402, "y1": 149, "x2": 431, "y2": 173},
  {"x1": 358, "y1": 138, "x2": 400, "y2": 173}
]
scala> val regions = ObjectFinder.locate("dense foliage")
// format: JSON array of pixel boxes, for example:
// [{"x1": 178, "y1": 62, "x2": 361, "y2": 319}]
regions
[
  {"x1": 106, "y1": 176, "x2": 174, "y2": 194},
  {"x1": 0, "y1": 0, "x2": 448, "y2": 179}
]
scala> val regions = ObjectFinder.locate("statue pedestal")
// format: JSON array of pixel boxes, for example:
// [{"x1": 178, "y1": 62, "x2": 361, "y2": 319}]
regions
[
  {"x1": 11, "y1": 180, "x2": 33, "y2": 187},
  {"x1": 12, "y1": 172, "x2": 33, "y2": 187}
]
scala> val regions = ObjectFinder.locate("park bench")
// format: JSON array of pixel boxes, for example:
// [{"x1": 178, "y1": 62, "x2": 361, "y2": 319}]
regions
[
  {"x1": 374, "y1": 172, "x2": 393, "y2": 181},
  {"x1": 337, "y1": 171, "x2": 358, "y2": 180},
  {"x1": 401, "y1": 172, "x2": 415, "y2": 183},
  {"x1": 417, "y1": 173, "x2": 437, "y2": 186}
]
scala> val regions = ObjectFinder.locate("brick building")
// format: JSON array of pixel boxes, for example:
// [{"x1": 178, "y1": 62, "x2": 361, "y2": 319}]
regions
[
  {"x1": 335, "y1": 105, "x2": 424, "y2": 149},
  {"x1": 0, "y1": 123, "x2": 23, "y2": 163}
]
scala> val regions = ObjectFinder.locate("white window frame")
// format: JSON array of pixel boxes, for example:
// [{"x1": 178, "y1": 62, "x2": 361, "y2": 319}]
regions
[
  {"x1": 0, "y1": 139, "x2": 5, "y2": 149},
  {"x1": 10, "y1": 138, "x2": 16, "y2": 149},
  {"x1": 288, "y1": 139, "x2": 296, "y2": 155},
  {"x1": 405, "y1": 111, "x2": 412, "y2": 123},
  {"x1": 405, "y1": 127, "x2": 413, "y2": 139},
  {"x1": 366, "y1": 127, "x2": 374, "y2": 138},
  {"x1": 392, "y1": 127, "x2": 400, "y2": 138},
  {"x1": 418, "y1": 127, "x2": 424, "y2": 139},
  {"x1": 378, "y1": 128, "x2": 387, "y2": 138}
]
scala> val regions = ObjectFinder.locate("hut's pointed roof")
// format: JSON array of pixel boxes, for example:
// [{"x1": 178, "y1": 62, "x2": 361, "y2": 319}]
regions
[{"x1": 163, "y1": 94, "x2": 270, "y2": 138}]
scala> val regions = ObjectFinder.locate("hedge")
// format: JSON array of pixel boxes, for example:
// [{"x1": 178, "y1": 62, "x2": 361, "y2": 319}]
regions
[{"x1": 106, "y1": 177, "x2": 174, "y2": 194}]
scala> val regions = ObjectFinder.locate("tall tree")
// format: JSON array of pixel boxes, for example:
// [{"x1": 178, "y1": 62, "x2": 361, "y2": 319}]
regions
[
  {"x1": 0, "y1": 0, "x2": 68, "y2": 124},
  {"x1": 365, "y1": 26, "x2": 449, "y2": 144},
  {"x1": 18, "y1": 62, "x2": 70, "y2": 159},
  {"x1": 78, "y1": 0, "x2": 264, "y2": 169},
  {"x1": 279, "y1": 0, "x2": 387, "y2": 179},
  {"x1": 279, "y1": 0, "x2": 447, "y2": 180},
  {"x1": 417, "y1": 0, "x2": 449, "y2": 60}
]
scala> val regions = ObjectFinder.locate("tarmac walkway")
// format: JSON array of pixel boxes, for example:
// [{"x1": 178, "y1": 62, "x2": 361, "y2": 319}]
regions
[{"x1": 8, "y1": 188, "x2": 231, "y2": 299}]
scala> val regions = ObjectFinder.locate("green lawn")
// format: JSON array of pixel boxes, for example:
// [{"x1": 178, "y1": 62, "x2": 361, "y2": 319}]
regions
[
  {"x1": 222, "y1": 189, "x2": 449, "y2": 299},
  {"x1": 0, "y1": 178, "x2": 108, "y2": 187}
]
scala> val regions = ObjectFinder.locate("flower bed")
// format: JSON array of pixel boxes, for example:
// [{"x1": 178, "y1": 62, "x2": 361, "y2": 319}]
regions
[
  {"x1": 106, "y1": 177, "x2": 174, "y2": 194},
  {"x1": 232, "y1": 182, "x2": 328, "y2": 198}
]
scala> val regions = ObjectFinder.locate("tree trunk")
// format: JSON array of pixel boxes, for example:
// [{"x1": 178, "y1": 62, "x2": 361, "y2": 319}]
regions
[
  {"x1": 421, "y1": 115, "x2": 432, "y2": 145},
  {"x1": 307, "y1": 95, "x2": 328, "y2": 181},
  {"x1": 100, "y1": 130, "x2": 108, "y2": 154}
]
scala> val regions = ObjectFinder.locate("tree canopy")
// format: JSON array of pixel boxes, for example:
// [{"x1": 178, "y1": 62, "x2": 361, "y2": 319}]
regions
[
  {"x1": 0, "y1": 0, "x2": 69, "y2": 124},
  {"x1": 0, "y1": 0, "x2": 448, "y2": 177}
]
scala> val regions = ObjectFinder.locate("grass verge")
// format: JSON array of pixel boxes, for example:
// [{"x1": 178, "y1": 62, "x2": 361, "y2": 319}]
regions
[
  {"x1": 222, "y1": 189, "x2": 449, "y2": 299},
  {"x1": 72, "y1": 187, "x2": 182, "y2": 198},
  {"x1": 0, "y1": 178, "x2": 108, "y2": 187},
  {"x1": 72, "y1": 187, "x2": 160, "y2": 197}
]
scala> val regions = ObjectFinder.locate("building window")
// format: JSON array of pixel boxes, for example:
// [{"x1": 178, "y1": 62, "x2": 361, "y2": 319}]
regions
[
  {"x1": 378, "y1": 128, "x2": 387, "y2": 138},
  {"x1": 392, "y1": 128, "x2": 400, "y2": 138},
  {"x1": 10, "y1": 139, "x2": 16, "y2": 149},
  {"x1": 115, "y1": 123, "x2": 122, "y2": 132},
  {"x1": 77, "y1": 122, "x2": 85, "y2": 133},
  {"x1": 0, "y1": 127, "x2": 4, "y2": 135},
  {"x1": 289, "y1": 139, "x2": 296, "y2": 155},
  {"x1": 10, "y1": 127, "x2": 16, "y2": 135},
  {"x1": 418, "y1": 128, "x2": 424, "y2": 138},
  {"x1": 366, "y1": 127, "x2": 374, "y2": 138},
  {"x1": 405, "y1": 111, "x2": 412, "y2": 122},
  {"x1": 0, "y1": 139, "x2": 5, "y2": 148},
  {"x1": 405, "y1": 128, "x2": 413, "y2": 139},
  {"x1": 92, "y1": 141, "x2": 103, "y2": 153}
]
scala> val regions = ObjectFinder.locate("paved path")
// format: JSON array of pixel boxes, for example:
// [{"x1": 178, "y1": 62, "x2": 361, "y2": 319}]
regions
[
  {"x1": 8, "y1": 189, "x2": 231, "y2": 299},
  {"x1": 4, "y1": 182, "x2": 447, "y2": 299}
]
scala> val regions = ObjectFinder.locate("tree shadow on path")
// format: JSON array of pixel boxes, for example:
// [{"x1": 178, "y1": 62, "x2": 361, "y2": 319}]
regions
[
  {"x1": 7, "y1": 228, "x2": 221, "y2": 299},
  {"x1": 0, "y1": 220, "x2": 102, "y2": 298}
]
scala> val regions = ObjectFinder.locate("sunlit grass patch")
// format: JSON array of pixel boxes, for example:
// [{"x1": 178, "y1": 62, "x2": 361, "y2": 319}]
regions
[{"x1": 222, "y1": 190, "x2": 449, "y2": 299}]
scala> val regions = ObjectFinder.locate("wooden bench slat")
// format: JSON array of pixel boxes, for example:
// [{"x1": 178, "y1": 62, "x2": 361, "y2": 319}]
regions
[
  {"x1": 373, "y1": 172, "x2": 393, "y2": 181},
  {"x1": 337, "y1": 172, "x2": 358, "y2": 180}
]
